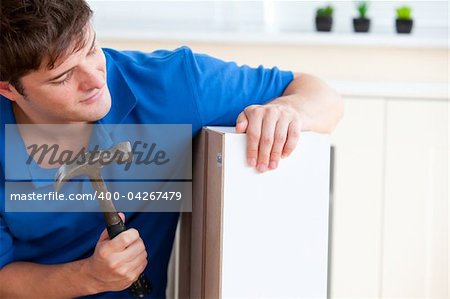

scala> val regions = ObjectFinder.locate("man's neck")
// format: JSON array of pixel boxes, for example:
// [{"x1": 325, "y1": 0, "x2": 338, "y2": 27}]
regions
[
  {"x1": 13, "y1": 102, "x2": 92, "y2": 139},
  {"x1": 12, "y1": 103, "x2": 93, "y2": 168}
]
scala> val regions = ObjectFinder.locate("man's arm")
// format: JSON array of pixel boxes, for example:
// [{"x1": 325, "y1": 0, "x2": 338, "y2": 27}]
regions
[
  {"x1": 277, "y1": 72, "x2": 344, "y2": 133},
  {"x1": 236, "y1": 72, "x2": 343, "y2": 172},
  {"x1": 0, "y1": 214, "x2": 148, "y2": 298},
  {"x1": 0, "y1": 259, "x2": 95, "y2": 298}
]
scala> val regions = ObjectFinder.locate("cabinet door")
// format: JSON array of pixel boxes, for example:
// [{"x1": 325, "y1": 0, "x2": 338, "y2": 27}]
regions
[
  {"x1": 221, "y1": 131, "x2": 330, "y2": 298},
  {"x1": 382, "y1": 100, "x2": 448, "y2": 298},
  {"x1": 330, "y1": 97, "x2": 386, "y2": 298}
]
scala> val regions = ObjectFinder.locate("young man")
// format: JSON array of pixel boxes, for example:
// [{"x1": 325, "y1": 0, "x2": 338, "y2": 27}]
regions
[{"x1": 0, "y1": 0, "x2": 343, "y2": 298}]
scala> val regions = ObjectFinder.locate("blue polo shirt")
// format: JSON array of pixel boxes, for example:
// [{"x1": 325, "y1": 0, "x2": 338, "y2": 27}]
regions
[{"x1": 0, "y1": 46, "x2": 293, "y2": 298}]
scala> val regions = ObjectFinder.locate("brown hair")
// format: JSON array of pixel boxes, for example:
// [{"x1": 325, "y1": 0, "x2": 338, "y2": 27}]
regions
[{"x1": 0, "y1": 0, "x2": 93, "y2": 94}]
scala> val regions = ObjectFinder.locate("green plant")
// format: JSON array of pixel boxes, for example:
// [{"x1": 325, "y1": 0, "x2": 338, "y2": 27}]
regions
[
  {"x1": 316, "y1": 5, "x2": 334, "y2": 17},
  {"x1": 396, "y1": 6, "x2": 412, "y2": 20},
  {"x1": 356, "y1": 1, "x2": 369, "y2": 19}
]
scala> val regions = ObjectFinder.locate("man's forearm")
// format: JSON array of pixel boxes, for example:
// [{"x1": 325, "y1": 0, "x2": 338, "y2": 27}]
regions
[
  {"x1": 0, "y1": 260, "x2": 97, "y2": 298},
  {"x1": 275, "y1": 73, "x2": 344, "y2": 133}
]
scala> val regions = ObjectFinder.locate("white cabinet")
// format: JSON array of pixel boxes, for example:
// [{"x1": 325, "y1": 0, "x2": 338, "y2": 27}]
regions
[
  {"x1": 330, "y1": 97, "x2": 448, "y2": 298},
  {"x1": 382, "y1": 100, "x2": 448, "y2": 298},
  {"x1": 330, "y1": 97, "x2": 386, "y2": 298},
  {"x1": 219, "y1": 128, "x2": 330, "y2": 298},
  {"x1": 176, "y1": 127, "x2": 331, "y2": 298}
]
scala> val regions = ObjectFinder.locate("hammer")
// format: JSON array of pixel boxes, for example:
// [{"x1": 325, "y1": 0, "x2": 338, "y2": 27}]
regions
[{"x1": 54, "y1": 141, "x2": 152, "y2": 298}]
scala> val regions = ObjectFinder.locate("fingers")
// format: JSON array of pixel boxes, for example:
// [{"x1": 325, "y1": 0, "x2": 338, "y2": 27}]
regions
[
  {"x1": 256, "y1": 113, "x2": 277, "y2": 172},
  {"x1": 283, "y1": 120, "x2": 301, "y2": 158},
  {"x1": 122, "y1": 250, "x2": 148, "y2": 282},
  {"x1": 269, "y1": 120, "x2": 289, "y2": 170},
  {"x1": 235, "y1": 111, "x2": 248, "y2": 133},
  {"x1": 118, "y1": 212, "x2": 125, "y2": 223},
  {"x1": 107, "y1": 228, "x2": 140, "y2": 252},
  {"x1": 91, "y1": 226, "x2": 148, "y2": 293},
  {"x1": 104, "y1": 249, "x2": 148, "y2": 291},
  {"x1": 121, "y1": 237, "x2": 147, "y2": 264},
  {"x1": 242, "y1": 104, "x2": 301, "y2": 172},
  {"x1": 109, "y1": 237, "x2": 147, "y2": 285},
  {"x1": 115, "y1": 248, "x2": 148, "y2": 282},
  {"x1": 244, "y1": 106, "x2": 264, "y2": 167},
  {"x1": 99, "y1": 226, "x2": 110, "y2": 240}
]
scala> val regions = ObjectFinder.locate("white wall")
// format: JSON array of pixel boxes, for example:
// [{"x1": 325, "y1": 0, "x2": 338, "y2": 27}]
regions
[{"x1": 88, "y1": 0, "x2": 449, "y2": 36}]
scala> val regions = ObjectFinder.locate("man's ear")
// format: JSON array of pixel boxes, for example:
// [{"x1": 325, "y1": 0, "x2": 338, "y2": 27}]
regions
[{"x1": 0, "y1": 82, "x2": 21, "y2": 102}]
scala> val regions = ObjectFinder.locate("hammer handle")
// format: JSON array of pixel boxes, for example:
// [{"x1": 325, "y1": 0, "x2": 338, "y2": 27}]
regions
[
  {"x1": 106, "y1": 217, "x2": 152, "y2": 297},
  {"x1": 92, "y1": 180, "x2": 152, "y2": 297}
]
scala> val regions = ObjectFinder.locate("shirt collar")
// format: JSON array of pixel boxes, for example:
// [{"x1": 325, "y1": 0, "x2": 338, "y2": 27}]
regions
[{"x1": 99, "y1": 49, "x2": 137, "y2": 130}]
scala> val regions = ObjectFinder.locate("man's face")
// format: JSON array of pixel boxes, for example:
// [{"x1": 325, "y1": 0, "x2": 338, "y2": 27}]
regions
[{"x1": 10, "y1": 27, "x2": 111, "y2": 124}]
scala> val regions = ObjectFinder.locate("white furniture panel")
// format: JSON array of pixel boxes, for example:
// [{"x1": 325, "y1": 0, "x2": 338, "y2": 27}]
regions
[
  {"x1": 179, "y1": 127, "x2": 331, "y2": 298},
  {"x1": 220, "y1": 128, "x2": 330, "y2": 298},
  {"x1": 330, "y1": 97, "x2": 386, "y2": 298},
  {"x1": 382, "y1": 100, "x2": 448, "y2": 298}
]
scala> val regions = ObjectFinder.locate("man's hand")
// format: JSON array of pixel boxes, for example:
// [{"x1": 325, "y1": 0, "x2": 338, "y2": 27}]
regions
[
  {"x1": 235, "y1": 73, "x2": 344, "y2": 173},
  {"x1": 235, "y1": 102, "x2": 301, "y2": 173},
  {"x1": 84, "y1": 213, "x2": 148, "y2": 293}
]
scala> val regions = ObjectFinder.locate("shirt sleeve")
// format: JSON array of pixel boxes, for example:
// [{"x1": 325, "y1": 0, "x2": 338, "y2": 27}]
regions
[
  {"x1": 0, "y1": 164, "x2": 13, "y2": 269},
  {"x1": 0, "y1": 214, "x2": 13, "y2": 269},
  {"x1": 183, "y1": 47, "x2": 294, "y2": 127}
]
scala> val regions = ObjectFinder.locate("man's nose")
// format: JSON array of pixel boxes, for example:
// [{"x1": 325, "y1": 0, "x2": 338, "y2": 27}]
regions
[{"x1": 78, "y1": 66, "x2": 104, "y2": 91}]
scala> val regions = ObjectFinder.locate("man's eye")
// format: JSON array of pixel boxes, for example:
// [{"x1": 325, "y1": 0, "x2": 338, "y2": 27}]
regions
[{"x1": 53, "y1": 72, "x2": 72, "y2": 85}]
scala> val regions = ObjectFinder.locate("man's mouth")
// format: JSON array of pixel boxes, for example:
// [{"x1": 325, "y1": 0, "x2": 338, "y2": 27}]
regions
[{"x1": 80, "y1": 86, "x2": 105, "y2": 104}]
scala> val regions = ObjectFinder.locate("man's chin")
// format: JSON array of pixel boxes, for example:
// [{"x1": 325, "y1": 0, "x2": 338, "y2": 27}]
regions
[
  {"x1": 90, "y1": 101, "x2": 111, "y2": 122},
  {"x1": 72, "y1": 102, "x2": 110, "y2": 123},
  {"x1": 83, "y1": 94, "x2": 112, "y2": 122}
]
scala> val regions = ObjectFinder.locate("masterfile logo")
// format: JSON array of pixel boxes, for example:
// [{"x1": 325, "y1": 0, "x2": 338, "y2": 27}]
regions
[
  {"x1": 4, "y1": 123, "x2": 193, "y2": 212},
  {"x1": 26, "y1": 141, "x2": 170, "y2": 171},
  {"x1": 5, "y1": 123, "x2": 192, "y2": 181}
]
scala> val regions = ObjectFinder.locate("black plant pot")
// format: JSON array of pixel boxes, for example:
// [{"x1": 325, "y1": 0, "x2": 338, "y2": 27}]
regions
[
  {"x1": 315, "y1": 16, "x2": 333, "y2": 32},
  {"x1": 396, "y1": 19, "x2": 413, "y2": 34},
  {"x1": 353, "y1": 18, "x2": 370, "y2": 33}
]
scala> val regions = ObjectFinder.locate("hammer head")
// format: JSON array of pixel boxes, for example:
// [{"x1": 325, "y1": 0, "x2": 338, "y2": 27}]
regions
[{"x1": 54, "y1": 141, "x2": 133, "y2": 192}]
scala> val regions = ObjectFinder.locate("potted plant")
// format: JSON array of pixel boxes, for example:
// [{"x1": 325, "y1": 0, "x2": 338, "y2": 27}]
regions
[
  {"x1": 315, "y1": 5, "x2": 334, "y2": 32},
  {"x1": 396, "y1": 6, "x2": 413, "y2": 34},
  {"x1": 353, "y1": 1, "x2": 370, "y2": 33}
]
